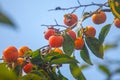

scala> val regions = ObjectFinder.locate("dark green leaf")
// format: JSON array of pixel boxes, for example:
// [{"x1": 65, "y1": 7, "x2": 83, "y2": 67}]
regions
[
  {"x1": 50, "y1": 54, "x2": 78, "y2": 64},
  {"x1": 21, "y1": 73, "x2": 42, "y2": 80},
  {"x1": 31, "y1": 69, "x2": 50, "y2": 80},
  {"x1": 31, "y1": 49, "x2": 43, "y2": 65},
  {"x1": 44, "y1": 52, "x2": 60, "y2": 62},
  {"x1": 70, "y1": 63, "x2": 86, "y2": 80},
  {"x1": 85, "y1": 37, "x2": 104, "y2": 59},
  {"x1": 48, "y1": 71, "x2": 60, "y2": 80},
  {"x1": 80, "y1": 44, "x2": 92, "y2": 65},
  {"x1": 62, "y1": 33, "x2": 74, "y2": 56},
  {"x1": 0, "y1": 12, "x2": 16, "y2": 28},
  {"x1": 99, "y1": 65, "x2": 111, "y2": 76},
  {"x1": 99, "y1": 24, "x2": 111, "y2": 44},
  {"x1": 58, "y1": 70, "x2": 68, "y2": 80},
  {"x1": 13, "y1": 65, "x2": 22, "y2": 77}
]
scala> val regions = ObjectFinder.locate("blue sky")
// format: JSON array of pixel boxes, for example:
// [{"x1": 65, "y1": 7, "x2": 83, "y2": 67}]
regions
[{"x1": 0, "y1": 0, "x2": 120, "y2": 80}]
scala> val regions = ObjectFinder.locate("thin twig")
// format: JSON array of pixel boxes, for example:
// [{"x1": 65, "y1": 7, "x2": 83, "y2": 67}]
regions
[
  {"x1": 54, "y1": 19, "x2": 58, "y2": 25},
  {"x1": 41, "y1": 24, "x2": 68, "y2": 28},
  {"x1": 77, "y1": 0, "x2": 81, "y2": 5},
  {"x1": 39, "y1": 45, "x2": 50, "y2": 50},
  {"x1": 48, "y1": 2, "x2": 108, "y2": 11}
]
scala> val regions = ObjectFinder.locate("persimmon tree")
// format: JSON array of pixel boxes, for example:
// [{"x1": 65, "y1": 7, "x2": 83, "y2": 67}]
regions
[{"x1": 0, "y1": 0, "x2": 120, "y2": 80}]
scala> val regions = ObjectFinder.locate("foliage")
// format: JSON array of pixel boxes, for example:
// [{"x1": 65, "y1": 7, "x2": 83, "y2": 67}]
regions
[{"x1": 0, "y1": 0, "x2": 120, "y2": 80}]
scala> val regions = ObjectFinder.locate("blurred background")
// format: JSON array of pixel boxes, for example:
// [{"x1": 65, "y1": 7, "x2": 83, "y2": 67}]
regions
[{"x1": 0, "y1": 0, "x2": 120, "y2": 80}]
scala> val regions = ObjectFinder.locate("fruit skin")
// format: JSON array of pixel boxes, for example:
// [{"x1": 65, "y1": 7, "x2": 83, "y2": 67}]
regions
[
  {"x1": 74, "y1": 38, "x2": 84, "y2": 50},
  {"x1": 64, "y1": 14, "x2": 78, "y2": 26},
  {"x1": 3, "y1": 46, "x2": 18, "y2": 63},
  {"x1": 85, "y1": 26, "x2": 96, "y2": 37},
  {"x1": 18, "y1": 46, "x2": 30, "y2": 57},
  {"x1": 44, "y1": 28, "x2": 56, "y2": 40},
  {"x1": 67, "y1": 30, "x2": 76, "y2": 41},
  {"x1": 54, "y1": 48, "x2": 63, "y2": 54},
  {"x1": 23, "y1": 63, "x2": 33, "y2": 73},
  {"x1": 114, "y1": 18, "x2": 120, "y2": 28},
  {"x1": 49, "y1": 35, "x2": 64, "y2": 48},
  {"x1": 17, "y1": 57, "x2": 24, "y2": 65},
  {"x1": 92, "y1": 11, "x2": 106, "y2": 24}
]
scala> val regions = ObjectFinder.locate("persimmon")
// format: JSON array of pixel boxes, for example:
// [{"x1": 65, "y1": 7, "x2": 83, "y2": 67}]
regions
[
  {"x1": 74, "y1": 38, "x2": 84, "y2": 50},
  {"x1": 85, "y1": 26, "x2": 96, "y2": 37},
  {"x1": 44, "y1": 28, "x2": 56, "y2": 40},
  {"x1": 17, "y1": 57, "x2": 24, "y2": 65},
  {"x1": 3, "y1": 46, "x2": 18, "y2": 63},
  {"x1": 53, "y1": 48, "x2": 63, "y2": 54},
  {"x1": 64, "y1": 13, "x2": 78, "y2": 26},
  {"x1": 114, "y1": 18, "x2": 120, "y2": 28},
  {"x1": 18, "y1": 46, "x2": 30, "y2": 57},
  {"x1": 23, "y1": 63, "x2": 33, "y2": 73},
  {"x1": 92, "y1": 11, "x2": 106, "y2": 24},
  {"x1": 67, "y1": 30, "x2": 76, "y2": 41},
  {"x1": 49, "y1": 35, "x2": 64, "y2": 48}
]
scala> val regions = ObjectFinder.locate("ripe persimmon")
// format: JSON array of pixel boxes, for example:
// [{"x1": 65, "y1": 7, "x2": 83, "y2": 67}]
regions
[
  {"x1": 67, "y1": 30, "x2": 76, "y2": 41},
  {"x1": 49, "y1": 35, "x2": 64, "y2": 48},
  {"x1": 3, "y1": 46, "x2": 18, "y2": 63},
  {"x1": 74, "y1": 38, "x2": 84, "y2": 50},
  {"x1": 92, "y1": 11, "x2": 106, "y2": 24},
  {"x1": 23, "y1": 63, "x2": 33, "y2": 73},
  {"x1": 53, "y1": 48, "x2": 63, "y2": 54},
  {"x1": 18, "y1": 46, "x2": 30, "y2": 57},
  {"x1": 64, "y1": 13, "x2": 78, "y2": 26},
  {"x1": 44, "y1": 28, "x2": 56, "y2": 40},
  {"x1": 85, "y1": 26, "x2": 96, "y2": 37},
  {"x1": 114, "y1": 18, "x2": 120, "y2": 28},
  {"x1": 17, "y1": 57, "x2": 24, "y2": 65}
]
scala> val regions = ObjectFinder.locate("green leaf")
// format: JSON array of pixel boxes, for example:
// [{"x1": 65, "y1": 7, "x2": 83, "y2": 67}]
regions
[
  {"x1": 13, "y1": 65, "x2": 22, "y2": 77},
  {"x1": 108, "y1": 0, "x2": 120, "y2": 18},
  {"x1": 47, "y1": 71, "x2": 60, "y2": 80},
  {"x1": 31, "y1": 70, "x2": 50, "y2": 80},
  {"x1": 0, "y1": 12, "x2": 16, "y2": 28},
  {"x1": 70, "y1": 63, "x2": 86, "y2": 80},
  {"x1": 99, "y1": 65, "x2": 111, "y2": 76},
  {"x1": 80, "y1": 64, "x2": 89, "y2": 70},
  {"x1": 50, "y1": 54, "x2": 78, "y2": 64},
  {"x1": 31, "y1": 49, "x2": 43, "y2": 65},
  {"x1": 44, "y1": 52, "x2": 60, "y2": 62},
  {"x1": 104, "y1": 43, "x2": 118, "y2": 51},
  {"x1": 0, "y1": 63, "x2": 17, "y2": 80},
  {"x1": 62, "y1": 33, "x2": 74, "y2": 56},
  {"x1": 58, "y1": 70, "x2": 68, "y2": 80},
  {"x1": 21, "y1": 73, "x2": 42, "y2": 80},
  {"x1": 85, "y1": 37, "x2": 104, "y2": 59},
  {"x1": 99, "y1": 24, "x2": 111, "y2": 44},
  {"x1": 80, "y1": 44, "x2": 92, "y2": 65}
]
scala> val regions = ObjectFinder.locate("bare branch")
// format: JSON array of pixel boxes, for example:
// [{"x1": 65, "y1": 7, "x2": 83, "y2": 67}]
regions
[
  {"x1": 41, "y1": 24, "x2": 68, "y2": 28},
  {"x1": 39, "y1": 45, "x2": 50, "y2": 50},
  {"x1": 48, "y1": 2, "x2": 108, "y2": 12},
  {"x1": 54, "y1": 19, "x2": 58, "y2": 25},
  {"x1": 77, "y1": 0, "x2": 81, "y2": 5}
]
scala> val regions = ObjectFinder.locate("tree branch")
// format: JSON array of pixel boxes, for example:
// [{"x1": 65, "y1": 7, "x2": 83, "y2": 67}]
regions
[
  {"x1": 41, "y1": 24, "x2": 68, "y2": 28},
  {"x1": 48, "y1": 2, "x2": 108, "y2": 11}
]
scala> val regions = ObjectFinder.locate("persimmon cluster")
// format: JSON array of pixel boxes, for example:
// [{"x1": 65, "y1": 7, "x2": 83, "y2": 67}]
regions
[
  {"x1": 44, "y1": 12, "x2": 97, "y2": 51},
  {"x1": 1, "y1": 9, "x2": 120, "y2": 79},
  {"x1": 2, "y1": 46, "x2": 33, "y2": 74}
]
